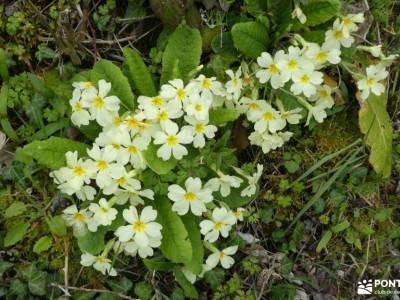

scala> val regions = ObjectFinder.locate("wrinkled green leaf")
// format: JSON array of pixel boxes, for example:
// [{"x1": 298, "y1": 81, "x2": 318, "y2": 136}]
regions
[
  {"x1": 181, "y1": 214, "x2": 203, "y2": 274},
  {"x1": 47, "y1": 216, "x2": 67, "y2": 236},
  {"x1": 123, "y1": 48, "x2": 157, "y2": 97},
  {"x1": 33, "y1": 236, "x2": 53, "y2": 254},
  {"x1": 161, "y1": 23, "x2": 202, "y2": 84},
  {"x1": 231, "y1": 21, "x2": 269, "y2": 59},
  {"x1": 4, "y1": 222, "x2": 29, "y2": 247},
  {"x1": 91, "y1": 59, "x2": 136, "y2": 109},
  {"x1": 316, "y1": 230, "x2": 332, "y2": 253},
  {"x1": 209, "y1": 108, "x2": 240, "y2": 125},
  {"x1": 359, "y1": 93, "x2": 392, "y2": 178},
  {"x1": 154, "y1": 197, "x2": 192, "y2": 264},
  {"x1": 143, "y1": 143, "x2": 177, "y2": 175},
  {"x1": 5, "y1": 201, "x2": 27, "y2": 219},
  {"x1": 302, "y1": 0, "x2": 341, "y2": 27},
  {"x1": 15, "y1": 137, "x2": 88, "y2": 170}
]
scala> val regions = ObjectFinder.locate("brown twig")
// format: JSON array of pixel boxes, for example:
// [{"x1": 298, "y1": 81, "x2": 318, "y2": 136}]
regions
[{"x1": 51, "y1": 283, "x2": 138, "y2": 300}]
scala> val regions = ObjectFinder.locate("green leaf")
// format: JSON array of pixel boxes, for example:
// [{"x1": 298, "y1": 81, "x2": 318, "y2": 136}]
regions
[
  {"x1": 0, "y1": 83, "x2": 19, "y2": 142},
  {"x1": 0, "y1": 49, "x2": 9, "y2": 81},
  {"x1": 28, "y1": 271, "x2": 47, "y2": 296},
  {"x1": 216, "y1": 183, "x2": 256, "y2": 209},
  {"x1": 316, "y1": 230, "x2": 332, "y2": 253},
  {"x1": 209, "y1": 108, "x2": 240, "y2": 125},
  {"x1": 108, "y1": 277, "x2": 133, "y2": 293},
  {"x1": 143, "y1": 257, "x2": 176, "y2": 271},
  {"x1": 161, "y1": 23, "x2": 202, "y2": 84},
  {"x1": 134, "y1": 282, "x2": 154, "y2": 300},
  {"x1": 231, "y1": 21, "x2": 269, "y2": 59},
  {"x1": 15, "y1": 137, "x2": 88, "y2": 170},
  {"x1": 359, "y1": 93, "x2": 392, "y2": 178},
  {"x1": 143, "y1": 143, "x2": 178, "y2": 175},
  {"x1": 123, "y1": 48, "x2": 157, "y2": 97},
  {"x1": 211, "y1": 32, "x2": 236, "y2": 55},
  {"x1": 174, "y1": 267, "x2": 199, "y2": 299},
  {"x1": 33, "y1": 236, "x2": 53, "y2": 254},
  {"x1": 4, "y1": 222, "x2": 29, "y2": 247},
  {"x1": 181, "y1": 215, "x2": 203, "y2": 274},
  {"x1": 302, "y1": 0, "x2": 341, "y2": 27},
  {"x1": 153, "y1": 197, "x2": 192, "y2": 264},
  {"x1": 331, "y1": 220, "x2": 350, "y2": 233},
  {"x1": 47, "y1": 216, "x2": 67, "y2": 236},
  {"x1": 149, "y1": 0, "x2": 186, "y2": 27},
  {"x1": 280, "y1": 256, "x2": 293, "y2": 276},
  {"x1": 270, "y1": 0, "x2": 293, "y2": 41},
  {"x1": 91, "y1": 59, "x2": 136, "y2": 109},
  {"x1": 5, "y1": 201, "x2": 27, "y2": 219}
]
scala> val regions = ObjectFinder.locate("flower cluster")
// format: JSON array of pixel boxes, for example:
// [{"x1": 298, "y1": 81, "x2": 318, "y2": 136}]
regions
[{"x1": 50, "y1": 12, "x2": 393, "y2": 280}]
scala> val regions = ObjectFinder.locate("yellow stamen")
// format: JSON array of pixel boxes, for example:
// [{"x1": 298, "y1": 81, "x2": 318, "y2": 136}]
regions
[
  {"x1": 128, "y1": 145, "x2": 138, "y2": 154},
  {"x1": 300, "y1": 74, "x2": 311, "y2": 84},
  {"x1": 73, "y1": 166, "x2": 85, "y2": 176},
  {"x1": 202, "y1": 78, "x2": 212, "y2": 89},
  {"x1": 176, "y1": 89, "x2": 187, "y2": 100},
  {"x1": 194, "y1": 123, "x2": 205, "y2": 133},
  {"x1": 262, "y1": 112, "x2": 273, "y2": 121},
  {"x1": 133, "y1": 220, "x2": 146, "y2": 232},
  {"x1": 214, "y1": 222, "x2": 224, "y2": 230},
  {"x1": 97, "y1": 160, "x2": 108, "y2": 170},
  {"x1": 116, "y1": 177, "x2": 127, "y2": 185},
  {"x1": 316, "y1": 51, "x2": 327, "y2": 62},
  {"x1": 194, "y1": 103, "x2": 203, "y2": 112},
  {"x1": 151, "y1": 96, "x2": 164, "y2": 107},
  {"x1": 334, "y1": 30, "x2": 343, "y2": 40},
  {"x1": 287, "y1": 59, "x2": 297, "y2": 70},
  {"x1": 166, "y1": 135, "x2": 178, "y2": 146},
  {"x1": 158, "y1": 111, "x2": 169, "y2": 122},
  {"x1": 73, "y1": 212, "x2": 86, "y2": 222},
  {"x1": 74, "y1": 102, "x2": 82, "y2": 112},
  {"x1": 269, "y1": 64, "x2": 279, "y2": 74},
  {"x1": 184, "y1": 192, "x2": 196, "y2": 202},
  {"x1": 94, "y1": 96, "x2": 104, "y2": 109}
]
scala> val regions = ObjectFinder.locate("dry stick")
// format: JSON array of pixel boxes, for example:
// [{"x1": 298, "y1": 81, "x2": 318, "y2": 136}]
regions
[
  {"x1": 63, "y1": 239, "x2": 69, "y2": 296},
  {"x1": 51, "y1": 283, "x2": 139, "y2": 300}
]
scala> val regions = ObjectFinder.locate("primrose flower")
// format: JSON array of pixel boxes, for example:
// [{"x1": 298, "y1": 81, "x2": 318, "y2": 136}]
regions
[
  {"x1": 186, "y1": 74, "x2": 225, "y2": 100},
  {"x1": 80, "y1": 252, "x2": 117, "y2": 276},
  {"x1": 95, "y1": 128, "x2": 131, "y2": 159},
  {"x1": 168, "y1": 177, "x2": 213, "y2": 216},
  {"x1": 82, "y1": 80, "x2": 120, "y2": 126},
  {"x1": 75, "y1": 185, "x2": 97, "y2": 201},
  {"x1": 62, "y1": 205, "x2": 92, "y2": 236},
  {"x1": 119, "y1": 236, "x2": 162, "y2": 258},
  {"x1": 280, "y1": 107, "x2": 303, "y2": 125},
  {"x1": 89, "y1": 198, "x2": 118, "y2": 228},
  {"x1": 256, "y1": 51, "x2": 287, "y2": 89},
  {"x1": 249, "y1": 131, "x2": 292, "y2": 154},
  {"x1": 72, "y1": 81, "x2": 97, "y2": 95},
  {"x1": 292, "y1": 4, "x2": 307, "y2": 24},
  {"x1": 154, "y1": 102, "x2": 183, "y2": 131},
  {"x1": 118, "y1": 134, "x2": 149, "y2": 169},
  {"x1": 50, "y1": 151, "x2": 96, "y2": 195},
  {"x1": 324, "y1": 19, "x2": 354, "y2": 49},
  {"x1": 185, "y1": 92, "x2": 212, "y2": 121},
  {"x1": 160, "y1": 79, "x2": 190, "y2": 109},
  {"x1": 357, "y1": 64, "x2": 388, "y2": 100},
  {"x1": 231, "y1": 207, "x2": 245, "y2": 222},
  {"x1": 225, "y1": 68, "x2": 243, "y2": 100},
  {"x1": 306, "y1": 102, "x2": 330, "y2": 125},
  {"x1": 251, "y1": 102, "x2": 286, "y2": 134},
  {"x1": 115, "y1": 206, "x2": 162, "y2": 247},
  {"x1": 305, "y1": 42, "x2": 341, "y2": 67},
  {"x1": 87, "y1": 145, "x2": 125, "y2": 188},
  {"x1": 114, "y1": 178, "x2": 154, "y2": 206},
  {"x1": 138, "y1": 95, "x2": 166, "y2": 119},
  {"x1": 70, "y1": 88, "x2": 91, "y2": 126},
  {"x1": 206, "y1": 171, "x2": 243, "y2": 197},
  {"x1": 238, "y1": 97, "x2": 263, "y2": 119},
  {"x1": 291, "y1": 66, "x2": 323, "y2": 97},
  {"x1": 237, "y1": 164, "x2": 263, "y2": 197},
  {"x1": 153, "y1": 125, "x2": 193, "y2": 160},
  {"x1": 277, "y1": 46, "x2": 312, "y2": 82},
  {"x1": 340, "y1": 13, "x2": 364, "y2": 37},
  {"x1": 200, "y1": 207, "x2": 236, "y2": 242},
  {"x1": 183, "y1": 116, "x2": 217, "y2": 148},
  {"x1": 206, "y1": 245, "x2": 238, "y2": 269}
]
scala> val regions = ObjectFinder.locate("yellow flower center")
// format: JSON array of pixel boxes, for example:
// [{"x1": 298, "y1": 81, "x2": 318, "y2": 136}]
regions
[
  {"x1": 343, "y1": 17, "x2": 351, "y2": 27},
  {"x1": 94, "y1": 96, "x2": 104, "y2": 109},
  {"x1": 95, "y1": 256, "x2": 106, "y2": 263},
  {"x1": 269, "y1": 64, "x2": 279, "y2": 74},
  {"x1": 133, "y1": 220, "x2": 146, "y2": 232},
  {"x1": 287, "y1": 59, "x2": 297, "y2": 70},
  {"x1": 116, "y1": 177, "x2": 127, "y2": 185},
  {"x1": 249, "y1": 102, "x2": 259, "y2": 110},
  {"x1": 319, "y1": 89, "x2": 329, "y2": 97},
  {"x1": 367, "y1": 78, "x2": 375, "y2": 87},
  {"x1": 158, "y1": 111, "x2": 169, "y2": 122},
  {"x1": 166, "y1": 135, "x2": 178, "y2": 146},
  {"x1": 219, "y1": 252, "x2": 225, "y2": 259},
  {"x1": 243, "y1": 76, "x2": 253, "y2": 86},
  {"x1": 151, "y1": 96, "x2": 164, "y2": 107},
  {"x1": 73, "y1": 212, "x2": 86, "y2": 222},
  {"x1": 334, "y1": 30, "x2": 343, "y2": 40},
  {"x1": 176, "y1": 89, "x2": 187, "y2": 100},
  {"x1": 128, "y1": 145, "x2": 138, "y2": 154},
  {"x1": 73, "y1": 165, "x2": 85, "y2": 176},
  {"x1": 195, "y1": 123, "x2": 205, "y2": 133},
  {"x1": 262, "y1": 112, "x2": 273, "y2": 121},
  {"x1": 202, "y1": 78, "x2": 212, "y2": 89},
  {"x1": 126, "y1": 117, "x2": 139, "y2": 129},
  {"x1": 74, "y1": 102, "x2": 82, "y2": 112},
  {"x1": 184, "y1": 192, "x2": 196, "y2": 202},
  {"x1": 84, "y1": 82, "x2": 93, "y2": 89},
  {"x1": 316, "y1": 51, "x2": 327, "y2": 62},
  {"x1": 234, "y1": 211, "x2": 242, "y2": 218},
  {"x1": 113, "y1": 116, "x2": 122, "y2": 126},
  {"x1": 100, "y1": 207, "x2": 109, "y2": 214},
  {"x1": 281, "y1": 112, "x2": 289, "y2": 119},
  {"x1": 300, "y1": 74, "x2": 311, "y2": 84},
  {"x1": 97, "y1": 160, "x2": 108, "y2": 170},
  {"x1": 112, "y1": 144, "x2": 120, "y2": 149},
  {"x1": 214, "y1": 222, "x2": 224, "y2": 230},
  {"x1": 195, "y1": 103, "x2": 203, "y2": 112},
  {"x1": 233, "y1": 79, "x2": 240, "y2": 86}
]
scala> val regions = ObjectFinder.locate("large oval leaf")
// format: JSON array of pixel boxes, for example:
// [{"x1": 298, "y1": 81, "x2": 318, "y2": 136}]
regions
[
  {"x1": 231, "y1": 21, "x2": 269, "y2": 59},
  {"x1": 161, "y1": 23, "x2": 202, "y2": 84},
  {"x1": 91, "y1": 59, "x2": 136, "y2": 110},
  {"x1": 142, "y1": 143, "x2": 178, "y2": 175},
  {"x1": 153, "y1": 197, "x2": 192, "y2": 264},
  {"x1": 181, "y1": 214, "x2": 203, "y2": 274}
]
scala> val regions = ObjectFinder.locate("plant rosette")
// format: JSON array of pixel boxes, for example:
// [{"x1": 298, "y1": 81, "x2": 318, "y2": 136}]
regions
[{"x1": 49, "y1": 13, "x2": 395, "y2": 287}]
